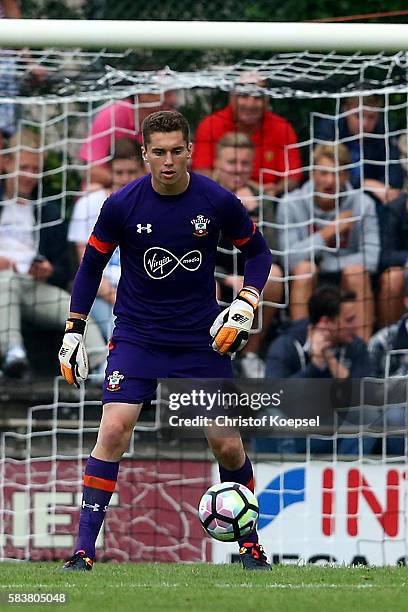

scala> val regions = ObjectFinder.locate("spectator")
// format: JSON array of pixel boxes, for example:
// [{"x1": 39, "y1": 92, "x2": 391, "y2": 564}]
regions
[
  {"x1": 0, "y1": 128, "x2": 106, "y2": 379},
  {"x1": 192, "y1": 71, "x2": 302, "y2": 197},
  {"x1": 314, "y1": 94, "x2": 404, "y2": 204},
  {"x1": 368, "y1": 296, "x2": 408, "y2": 455},
  {"x1": 0, "y1": 1, "x2": 22, "y2": 140},
  {"x1": 69, "y1": 138, "x2": 146, "y2": 339},
  {"x1": 0, "y1": 2, "x2": 47, "y2": 141},
  {"x1": 398, "y1": 132, "x2": 408, "y2": 191},
  {"x1": 214, "y1": 132, "x2": 282, "y2": 377},
  {"x1": 266, "y1": 285, "x2": 371, "y2": 379},
  {"x1": 79, "y1": 90, "x2": 177, "y2": 190},
  {"x1": 369, "y1": 292, "x2": 408, "y2": 379},
  {"x1": 376, "y1": 192, "x2": 408, "y2": 327},
  {"x1": 263, "y1": 284, "x2": 374, "y2": 455},
  {"x1": 277, "y1": 143, "x2": 379, "y2": 341},
  {"x1": 0, "y1": 1, "x2": 20, "y2": 18}
]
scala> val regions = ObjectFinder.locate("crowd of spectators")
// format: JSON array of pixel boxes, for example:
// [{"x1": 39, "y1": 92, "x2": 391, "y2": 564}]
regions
[
  {"x1": 1, "y1": 65, "x2": 408, "y2": 455},
  {"x1": 0, "y1": 129, "x2": 106, "y2": 381},
  {"x1": 69, "y1": 138, "x2": 146, "y2": 341}
]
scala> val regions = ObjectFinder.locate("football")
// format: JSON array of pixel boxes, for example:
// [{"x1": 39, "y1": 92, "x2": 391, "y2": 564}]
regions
[{"x1": 198, "y1": 482, "x2": 259, "y2": 542}]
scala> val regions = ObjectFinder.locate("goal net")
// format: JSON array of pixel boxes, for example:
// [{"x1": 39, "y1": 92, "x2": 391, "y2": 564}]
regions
[{"x1": 0, "y1": 46, "x2": 408, "y2": 566}]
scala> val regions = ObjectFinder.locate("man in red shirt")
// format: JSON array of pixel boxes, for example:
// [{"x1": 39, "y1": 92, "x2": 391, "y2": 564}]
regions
[{"x1": 192, "y1": 74, "x2": 303, "y2": 196}]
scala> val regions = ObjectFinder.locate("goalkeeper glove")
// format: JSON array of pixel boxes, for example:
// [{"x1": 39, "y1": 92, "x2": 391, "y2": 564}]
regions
[
  {"x1": 210, "y1": 287, "x2": 259, "y2": 356},
  {"x1": 58, "y1": 318, "x2": 89, "y2": 388}
]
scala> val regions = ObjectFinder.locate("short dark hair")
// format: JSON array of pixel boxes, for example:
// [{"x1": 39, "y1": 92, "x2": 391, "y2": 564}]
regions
[
  {"x1": 113, "y1": 138, "x2": 143, "y2": 165},
  {"x1": 142, "y1": 111, "x2": 190, "y2": 146},
  {"x1": 308, "y1": 284, "x2": 356, "y2": 325}
]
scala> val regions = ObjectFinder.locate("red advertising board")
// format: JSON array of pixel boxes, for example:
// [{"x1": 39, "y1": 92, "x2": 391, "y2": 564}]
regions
[{"x1": 1, "y1": 459, "x2": 212, "y2": 562}]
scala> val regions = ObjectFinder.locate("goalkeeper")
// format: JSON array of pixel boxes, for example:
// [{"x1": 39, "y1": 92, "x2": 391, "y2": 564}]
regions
[{"x1": 59, "y1": 111, "x2": 273, "y2": 571}]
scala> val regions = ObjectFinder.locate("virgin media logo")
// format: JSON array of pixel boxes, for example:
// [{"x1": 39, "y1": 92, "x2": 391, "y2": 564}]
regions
[{"x1": 143, "y1": 247, "x2": 202, "y2": 279}]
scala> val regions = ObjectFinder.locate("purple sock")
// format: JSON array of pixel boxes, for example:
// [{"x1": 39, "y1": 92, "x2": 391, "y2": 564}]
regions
[
  {"x1": 75, "y1": 455, "x2": 119, "y2": 559},
  {"x1": 218, "y1": 454, "x2": 258, "y2": 546}
]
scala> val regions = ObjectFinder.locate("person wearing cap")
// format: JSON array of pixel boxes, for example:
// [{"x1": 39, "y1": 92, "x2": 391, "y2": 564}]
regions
[{"x1": 192, "y1": 72, "x2": 303, "y2": 197}]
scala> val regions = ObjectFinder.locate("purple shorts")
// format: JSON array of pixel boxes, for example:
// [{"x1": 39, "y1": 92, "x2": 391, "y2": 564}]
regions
[{"x1": 102, "y1": 340, "x2": 233, "y2": 404}]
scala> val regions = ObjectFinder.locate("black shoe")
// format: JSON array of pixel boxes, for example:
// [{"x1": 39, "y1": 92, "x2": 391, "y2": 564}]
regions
[
  {"x1": 239, "y1": 543, "x2": 271, "y2": 570},
  {"x1": 62, "y1": 550, "x2": 93, "y2": 571}
]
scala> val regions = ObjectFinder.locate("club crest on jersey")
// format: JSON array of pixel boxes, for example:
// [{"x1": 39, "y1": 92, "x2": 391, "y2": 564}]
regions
[
  {"x1": 191, "y1": 214, "x2": 210, "y2": 237},
  {"x1": 106, "y1": 370, "x2": 124, "y2": 391}
]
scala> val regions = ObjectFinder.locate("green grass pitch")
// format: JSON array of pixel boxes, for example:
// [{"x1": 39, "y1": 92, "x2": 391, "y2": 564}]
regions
[{"x1": 0, "y1": 563, "x2": 406, "y2": 612}]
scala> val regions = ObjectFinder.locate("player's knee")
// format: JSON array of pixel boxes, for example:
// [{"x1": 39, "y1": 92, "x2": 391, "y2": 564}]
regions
[
  {"x1": 211, "y1": 439, "x2": 243, "y2": 470},
  {"x1": 98, "y1": 418, "x2": 132, "y2": 453}
]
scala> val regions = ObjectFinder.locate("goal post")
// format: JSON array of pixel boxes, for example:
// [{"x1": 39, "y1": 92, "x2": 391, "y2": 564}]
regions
[
  {"x1": 0, "y1": 20, "x2": 408, "y2": 51},
  {"x1": 0, "y1": 36, "x2": 407, "y2": 566}
]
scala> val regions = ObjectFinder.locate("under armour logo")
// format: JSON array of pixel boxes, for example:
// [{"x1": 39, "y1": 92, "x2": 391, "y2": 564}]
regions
[
  {"x1": 137, "y1": 223, "x2": 152, "y2": 233},
  {"x1": 82, "y1": 501, "x2": 100, "y2": 512},
  {"x1": 144, "y1": 247, "x2": 202, "y2": 279}
]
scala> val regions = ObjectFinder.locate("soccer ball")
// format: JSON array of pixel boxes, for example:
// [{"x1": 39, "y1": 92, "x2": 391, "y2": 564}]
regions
[{"x1": 198, "y1": 482, "x2": 259, "y2": 542}]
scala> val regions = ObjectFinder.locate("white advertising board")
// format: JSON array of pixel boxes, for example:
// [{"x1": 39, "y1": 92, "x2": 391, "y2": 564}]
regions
[{"x1": 212, "y1": 462, "x2": 408, "y2": 566}]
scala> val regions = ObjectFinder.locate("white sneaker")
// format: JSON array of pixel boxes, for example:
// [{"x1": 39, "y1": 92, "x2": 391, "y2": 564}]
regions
[{"x1": 239, "y1": 352, "x2": 265, "y2": 378}]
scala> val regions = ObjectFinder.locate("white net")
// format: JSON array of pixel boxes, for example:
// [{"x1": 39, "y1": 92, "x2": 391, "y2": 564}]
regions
[
  {"x1": 2, "y1": 49, "x2": 408, "y2": 97},
  {"x1": 0, "y1": 48, "x2": 408, "y2": 565},
  {"x1": 1, "y1": 382, "x2": 407, "y2": 564},
  {"x1": 0, "y1": 381, "x2": 212, "y2": 562}
]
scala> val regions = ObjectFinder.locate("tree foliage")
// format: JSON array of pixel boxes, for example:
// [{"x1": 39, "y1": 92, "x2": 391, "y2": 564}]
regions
[{"x1": 20, "y1": 0, "x2": 408, "y2": 23}]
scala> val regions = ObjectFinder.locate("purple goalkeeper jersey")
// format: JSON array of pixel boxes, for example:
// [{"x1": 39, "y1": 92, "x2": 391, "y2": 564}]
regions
[{"x1": 71, "y1": 172, "x2": 262, "y2": 347}]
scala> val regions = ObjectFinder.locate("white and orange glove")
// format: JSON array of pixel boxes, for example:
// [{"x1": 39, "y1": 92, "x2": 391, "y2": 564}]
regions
[
  {"x1": 58, "y1": 318, "x2": 89, "y2": 387},
  {"x1": 210, "y1": 287, "x2": 259, "y2": 356}
]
